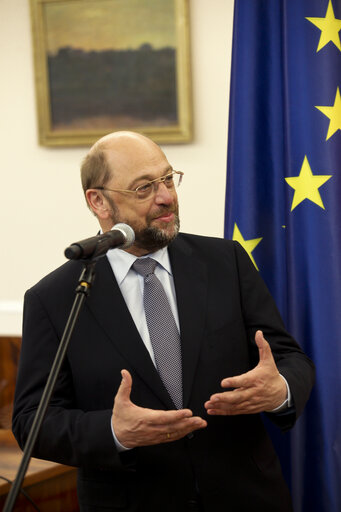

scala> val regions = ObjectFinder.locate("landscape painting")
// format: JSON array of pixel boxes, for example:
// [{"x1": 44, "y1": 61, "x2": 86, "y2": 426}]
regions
[{"x1": 30, "y1": 0, "x2": 192, "y2": 146}]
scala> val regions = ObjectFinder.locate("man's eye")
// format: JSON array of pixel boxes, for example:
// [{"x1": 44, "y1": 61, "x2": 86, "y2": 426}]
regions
[
  {"x1": 164, "y1": 175, "x2": 174, "y2": 185},
  {"x1": 138, "y1": 183, "x2": 152, "y2": 193}
]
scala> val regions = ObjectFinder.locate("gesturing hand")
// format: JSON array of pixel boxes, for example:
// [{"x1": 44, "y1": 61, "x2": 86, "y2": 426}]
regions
[
  {"x1": 112, "y1": 370, "x2": 207, "y2": 448},
  {"x1": 204, "y1": 330, "x2": 287, "y2": 416}
]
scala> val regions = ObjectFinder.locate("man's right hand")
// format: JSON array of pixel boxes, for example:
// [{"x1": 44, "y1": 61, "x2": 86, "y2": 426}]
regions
[{"x1": 112, "y1": 369, "x2": 207, "y2": 448}]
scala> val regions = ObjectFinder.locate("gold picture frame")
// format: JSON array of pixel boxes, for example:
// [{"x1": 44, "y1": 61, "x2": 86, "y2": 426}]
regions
[{"x1": 30, "y1": 0, "x2": 192, "y2": 146}]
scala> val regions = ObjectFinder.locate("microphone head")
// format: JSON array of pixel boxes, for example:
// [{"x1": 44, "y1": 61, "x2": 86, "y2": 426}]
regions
[{"x1": 112, "y1": 223, "x2": 135, "y2": 249}]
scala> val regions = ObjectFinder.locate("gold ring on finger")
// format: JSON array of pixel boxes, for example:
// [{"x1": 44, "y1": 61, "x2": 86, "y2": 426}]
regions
[{"x1": 166, "y1": 432, "x2": 171, "y2": 439}]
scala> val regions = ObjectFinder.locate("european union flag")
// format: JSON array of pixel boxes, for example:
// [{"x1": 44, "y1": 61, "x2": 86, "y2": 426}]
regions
[{"x1": 224, "y1": 1, "x2": 341, "y2": 511}]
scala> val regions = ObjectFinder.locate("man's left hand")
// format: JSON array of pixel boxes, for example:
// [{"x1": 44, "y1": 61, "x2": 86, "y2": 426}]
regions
[{"x1": 204, "y1": 330, "x2": 287, "y2": 415}]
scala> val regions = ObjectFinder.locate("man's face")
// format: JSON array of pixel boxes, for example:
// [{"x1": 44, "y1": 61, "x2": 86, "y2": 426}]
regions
[{"x1": 103, "y1": 147, "x2": 180, "y2": 256}]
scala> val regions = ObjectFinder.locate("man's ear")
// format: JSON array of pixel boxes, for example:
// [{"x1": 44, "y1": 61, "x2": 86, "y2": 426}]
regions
[{"x1": 85, "y1": 189, "x2": 111, "y2": 219}]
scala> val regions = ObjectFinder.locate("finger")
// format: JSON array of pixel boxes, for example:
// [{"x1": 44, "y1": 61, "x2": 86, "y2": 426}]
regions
[
  {"x1": 255, "y1": 330, "x2": 272, "y2": 362},
  {"x1": 126, "y1": 416, "x2": 207, "y2": 447},
  {"x1": 205, "y1": 394, "x2": 265, "y2": 415},
  {"x1": 221, "y1": 370, "x2": 252, "y2": 389},
  {"x1": 158, "y1": 416, "x2": 207, "y2": 432},
  {"x1": 145, "y1": 408, "x2": 194, "y2": 426},
  {"x1": 142, "y1": 411, "x2": 206, "y2": 437},
  {"x1": 205, "y1": 399, "x2": 244, "y2": 415},
  {"x1": 115, "y1": 369, "x2": 133, "y2": 403},
  {"x1": 205, "y1": 388, "x2": 252, "y2": 408},
  {"x1": 205, "y1": 397, "x2": 257, "y2": 414},
  {"x1": 206, "y1": 404, "x2": 260, "y2": 416},
  {"x1": 161, "y1": 417, "x2": 207, "y2": 442}
]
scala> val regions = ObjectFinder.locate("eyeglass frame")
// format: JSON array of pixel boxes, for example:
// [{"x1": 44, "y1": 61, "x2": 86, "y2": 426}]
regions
[{"x1": 92, "y1": 170, "x2": 184, "y2": 201}]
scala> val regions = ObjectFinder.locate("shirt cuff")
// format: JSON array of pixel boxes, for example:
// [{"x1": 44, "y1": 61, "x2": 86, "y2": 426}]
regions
[
  {"x1": 111, "y1": 417, "x2": 131, "y2": 452},
  {"x1": 267, "y1": 374, "x2": 292, "y2": 413}
]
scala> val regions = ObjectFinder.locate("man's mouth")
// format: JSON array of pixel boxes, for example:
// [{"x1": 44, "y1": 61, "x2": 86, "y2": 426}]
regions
[
  {"x1": 154, "y1": 212, "x2": 175, "y2": 222},
  {"x1": 151, "y1": 207, "x2": 176, "y2": 223}
]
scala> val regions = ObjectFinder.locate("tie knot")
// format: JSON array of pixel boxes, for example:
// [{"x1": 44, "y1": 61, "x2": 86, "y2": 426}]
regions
[{"x1": 133, "y1": 257, "x2": 157, "y2": 278}]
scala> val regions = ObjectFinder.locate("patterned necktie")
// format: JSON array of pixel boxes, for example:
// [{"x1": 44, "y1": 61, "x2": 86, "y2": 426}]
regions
[{"x1": 132, "y1": 257, "x2": 183, "y2": 409}]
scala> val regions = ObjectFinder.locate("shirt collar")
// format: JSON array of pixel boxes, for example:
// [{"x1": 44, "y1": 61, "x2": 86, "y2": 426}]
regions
[{"x1": 106, "y1": 246, "x2": 172, "y2": 286}]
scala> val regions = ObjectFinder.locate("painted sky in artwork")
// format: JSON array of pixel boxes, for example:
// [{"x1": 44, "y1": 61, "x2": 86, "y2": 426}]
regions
[{"x1": 44, "y1": 0, "x2": 176, "y2": 54}]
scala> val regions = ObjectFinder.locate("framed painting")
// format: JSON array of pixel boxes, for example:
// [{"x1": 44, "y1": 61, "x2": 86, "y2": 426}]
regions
[{"x1": 30, "y1": 0, "x2": 192, "y2": 146}]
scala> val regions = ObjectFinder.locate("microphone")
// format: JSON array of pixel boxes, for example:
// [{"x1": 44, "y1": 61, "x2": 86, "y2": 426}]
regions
[{"x1": 64, "y1": 223, "x2": 135, "y2": 260}]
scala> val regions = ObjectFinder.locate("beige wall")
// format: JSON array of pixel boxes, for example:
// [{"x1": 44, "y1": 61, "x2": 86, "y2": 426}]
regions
[{"x1": 0, "y1": 0, "x2": 234, "y2": 334}]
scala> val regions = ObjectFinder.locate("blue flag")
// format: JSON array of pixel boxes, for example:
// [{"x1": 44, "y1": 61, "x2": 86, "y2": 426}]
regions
[{"x1": 225, "y1": 1, "x2": 341, "y2": 511}]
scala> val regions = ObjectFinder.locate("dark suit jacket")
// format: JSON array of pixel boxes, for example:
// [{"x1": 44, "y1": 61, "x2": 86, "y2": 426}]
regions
[{"x1": 13, "y1": 234, "x2": 315, "y2": 512}]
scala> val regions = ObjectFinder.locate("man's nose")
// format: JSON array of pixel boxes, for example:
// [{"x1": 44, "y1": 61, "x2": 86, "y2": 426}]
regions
[{"x1": 154, "y1": 181, "x2": 174, "y2": 205}]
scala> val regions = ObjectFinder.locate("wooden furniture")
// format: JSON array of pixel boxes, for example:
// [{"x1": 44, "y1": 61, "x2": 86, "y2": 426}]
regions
[
  {"x1": 0, "y1": 337, "x2": 21, "y2": 431},
  {"x1": 0, "y1": 337, "x2": 79, "y2": 511}
]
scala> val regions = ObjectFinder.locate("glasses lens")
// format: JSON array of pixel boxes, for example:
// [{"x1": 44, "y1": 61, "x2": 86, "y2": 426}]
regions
[
  {"x1": 163, "y1": 173, "x2": 175, "y2": 188},
  {"x1": 136, "y1": 182, "x2": 153, "y2": 199}
]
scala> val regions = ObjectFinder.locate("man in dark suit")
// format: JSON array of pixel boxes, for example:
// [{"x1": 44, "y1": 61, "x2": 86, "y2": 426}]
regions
[{"x1": 13, "y1": 131, "x2": 315, "y2": 511}]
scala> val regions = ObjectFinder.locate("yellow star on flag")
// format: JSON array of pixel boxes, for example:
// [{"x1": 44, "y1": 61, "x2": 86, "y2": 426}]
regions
[
  {"x1": 306, "y1": 0, "x2": 341, "y2": 52},
  {"x1": 232, "y1": 223, "x2": 262, "y2": 270},
  {"x1": 285, "y1": 156, "x2": 332, "y2": 211},
  {"x1": 315, "y1": 87, "x2": 341, "y2": 140}
]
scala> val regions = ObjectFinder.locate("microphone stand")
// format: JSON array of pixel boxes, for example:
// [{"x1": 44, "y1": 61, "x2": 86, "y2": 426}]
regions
[{"x1": 3, "y1": 259, "x2": 97, "y2": 512}]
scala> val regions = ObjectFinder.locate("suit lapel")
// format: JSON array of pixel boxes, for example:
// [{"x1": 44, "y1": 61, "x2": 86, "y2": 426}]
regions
[
  {"x1": 169, "y1": 235, "x2": 208, "y2": 407},
  {"x1": 85, "y1": 256, "x2": 175, "y2": 409}
]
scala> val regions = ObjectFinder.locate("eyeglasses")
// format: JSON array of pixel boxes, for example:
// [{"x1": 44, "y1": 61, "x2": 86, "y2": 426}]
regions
[{"x1": 93, "y1": 170, "x2": 184, "y2": 201}]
